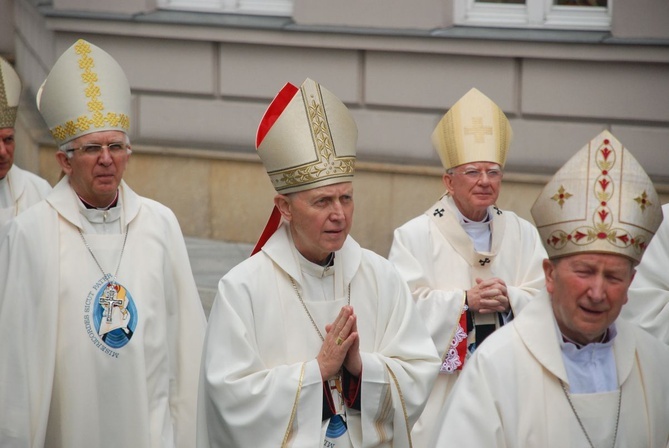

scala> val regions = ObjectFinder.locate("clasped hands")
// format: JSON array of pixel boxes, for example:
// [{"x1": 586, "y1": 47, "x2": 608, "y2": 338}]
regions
[
  {"x1": 466, "y1": 277, "x2": 510, "y2": 314},
  {"x1": 317, "y1": 305, "x2": 361, "y2": 380}
]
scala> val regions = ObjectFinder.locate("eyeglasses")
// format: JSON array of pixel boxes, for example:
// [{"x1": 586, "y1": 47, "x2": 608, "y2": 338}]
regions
[
  {"x1": 453, "y1": 168, "x2": 503, "y2": 180},
  {"x1": 66, "y1": 142, "x2": 130, "y2": 156}
]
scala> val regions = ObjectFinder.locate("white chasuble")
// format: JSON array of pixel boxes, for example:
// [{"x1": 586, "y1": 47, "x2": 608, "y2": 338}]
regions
[
  {"x1": 0, "y1": 164, "x2": 52, "y2": 228},
  {"x1": 568, "y1": 391, "x2": 620, "y2": 447},
  {"x1": 431, "y1": 292, "x2": 669, "y2": 448},
  {"x1": 0, "y1": 177, "x2": 206, "y2": 448},
  {"x1": 197, "y1": 222, "x2": 440, "y2": 448},
  {"x1": 388, "y1": 194, "x2": 547, "y2": 448},
  {"x1": 622, "y1": 202, "x2": 669, "y2": 345}
]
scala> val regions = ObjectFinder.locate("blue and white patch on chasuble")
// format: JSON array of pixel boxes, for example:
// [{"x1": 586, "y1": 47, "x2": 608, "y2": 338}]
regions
[
  {"x1": 326, "y1": 414, "x2": 347, "y2": 438},
  {"x1": 83, "y1": 275, "x2": 138, "y2": 357}
]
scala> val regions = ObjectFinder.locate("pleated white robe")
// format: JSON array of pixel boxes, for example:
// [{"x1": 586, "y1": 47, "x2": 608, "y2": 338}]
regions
[
  {"x1": 197, "y1": 222, "x2": 440, "y2": 447},
  {"x1": 388, "y1": 195, "x2": 547, "y2": 447},
  {"x1": 622, "y1": 203, "x2": 669, "y2": 344},
  {"x1": 0, "y1": 177, "x2": 206, "y2": 448}
]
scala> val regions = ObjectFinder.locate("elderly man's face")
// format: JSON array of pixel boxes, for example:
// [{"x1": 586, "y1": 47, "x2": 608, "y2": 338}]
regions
[
  {"x1": 442, "y1": 161, "x2": 502, "y2": 221},
  {"x1": 0, "y1": 127, "x2": 16, "y2": 179},
  {"x1": 55, "y1": 130, "x2": 130, "y2": 208},
  {"x1": 544, "y1": 253, "x2": 635, "y2": 346},
  {"x1": 275, "y1": 182, "x2": 354, "y2": 265}
]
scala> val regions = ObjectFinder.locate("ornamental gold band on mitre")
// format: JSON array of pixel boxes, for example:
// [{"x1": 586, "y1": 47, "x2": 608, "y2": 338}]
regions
[
  {"x1": 266, "y1": 81, "x2": 355, "y2": 192},
  {"x1": 0, "y1": 84, "x2": 18, "y2": 129},
  {"x1": 0, "y1": 60, "x2": 19, "y2": 129},
  {"x1": 49, "y1": 40, "x2": 130, "y2": 143}
]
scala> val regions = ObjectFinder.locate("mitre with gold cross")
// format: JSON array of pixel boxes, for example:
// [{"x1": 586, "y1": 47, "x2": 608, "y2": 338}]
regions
[
  {"x1": 36, "y1": 39, "x2": 131, "y2": 145},
  {"x1": 531, "y1": 130, "x2": 663, "y2": 265},
  {"x1": 431, "y1": 88, "x2": 512, "y2": 170},
  {"x1": 0, "y1": 56, "x2": 21, "y2": 129}
]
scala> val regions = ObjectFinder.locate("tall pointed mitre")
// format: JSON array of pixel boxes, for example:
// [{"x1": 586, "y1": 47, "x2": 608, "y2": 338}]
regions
[
  {"x1": 0, "y1": 57, "x2": 21, "y2": 129},
  {"x1": 531, "y1": 130, "x2": 663, "y2": 265},
  {"x1": 251, "y1": 78, "x2": 357, "y2": 255},
  {"x1": 431, "y1": 88, "x2": 512, "y2": 169},
  {"x1": 256, "y1": 78, "x2": 357, "y2": 194},
  {"x1": 36, "y1": 39, "x2": 131, "y2": 145}
]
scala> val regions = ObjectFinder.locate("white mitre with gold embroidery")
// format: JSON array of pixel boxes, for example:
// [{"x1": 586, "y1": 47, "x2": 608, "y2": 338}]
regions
[
  {"x1": 531, "y1": 130, "x2": 663, "y2": 265},
  {"x1": 432, "y1": 88, "x2": 512, "y2": 169},
  {"x1": 36, "y1": 39, "x2": 131, "y2": 145},
  {"x1": 0, "y1": 56, "x2": 21, "y2": 129},
  {"x1": 256, "y1": 78, "x2": 357, "y2": 194}
]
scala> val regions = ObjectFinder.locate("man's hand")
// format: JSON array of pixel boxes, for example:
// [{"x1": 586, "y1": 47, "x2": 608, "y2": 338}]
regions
[
  {"x1": 466, "y1": 277, "x2": 509, "y2": 314},
  {"x1": 342, "y1": 311, "x2": 361, "y2": 377},
  {"x1": 318, "y1": 306, "x2": 359, "y2": 380}
]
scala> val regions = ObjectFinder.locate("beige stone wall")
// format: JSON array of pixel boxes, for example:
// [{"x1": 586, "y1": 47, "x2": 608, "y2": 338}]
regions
[
  {"x1": 15, "y1": 29, "x2": 668, "y2": 180},
  {"x1": 0, "y1": 0, "x2": 14, "y2": 57}
]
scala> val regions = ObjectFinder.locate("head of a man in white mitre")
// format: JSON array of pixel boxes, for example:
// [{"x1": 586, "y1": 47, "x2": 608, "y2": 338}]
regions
[
  {"x1": 443, "y1": 161, "x2": 503, "y2": 222},
  {"x1": 256, "y1": 78, "x2": 357, "y2": 265},
  {"x1": 0, "y1": 56, "x2": 21, "y2": 180},
  {"x1": 432, "y1": 88, "x2": 512, "y2": 222},
  {"x1": 530, "y1": 130, "x2": 663, "y2": 348},
  {"x1": 55, "y1": 130, "x2": 132, "y2": 208},
  {"x1": 36, "y1": 39, "x2": 132, "y2": 208}
]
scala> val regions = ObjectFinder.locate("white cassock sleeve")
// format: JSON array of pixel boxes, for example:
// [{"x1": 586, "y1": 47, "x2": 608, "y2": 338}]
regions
[
  {"x1": 346, "y1": 261, "x2": 441, "y2": 447},
  {"x1": 388, "y1": 220, "x2": 466, "y2": 356},
  {"x1": 161, "y1": 208, "x2": 208, "y2": 447}
]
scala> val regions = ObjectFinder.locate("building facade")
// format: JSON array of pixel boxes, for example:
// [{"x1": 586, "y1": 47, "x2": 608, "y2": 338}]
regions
[{"x1": 3, "y1": 0, "x2": 668, "y2": 255}]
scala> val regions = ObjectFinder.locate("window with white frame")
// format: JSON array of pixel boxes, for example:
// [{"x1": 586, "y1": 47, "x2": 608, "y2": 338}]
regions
[
  {"x1": 454, "y1": 0, "x2": 611, "y2": 30},
  {"x1": 157, "y1": 0, "x2": 293, "y2": 16}
]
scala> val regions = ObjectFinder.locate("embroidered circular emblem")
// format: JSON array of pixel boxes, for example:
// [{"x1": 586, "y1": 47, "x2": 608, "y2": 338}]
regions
[{"x1": 92, "y1": 283, "x2": 138, "y2": 349}]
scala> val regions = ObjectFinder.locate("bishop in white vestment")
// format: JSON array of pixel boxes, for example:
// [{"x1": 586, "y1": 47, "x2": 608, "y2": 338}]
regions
[
  {"x1": 431, "y1": 130, "x2": 669, "y2": 447},
  {"x1": 388, "y1": 88, "x2": 546, "y2": 447},
  {"x1": 197, "y1": 78, "x2": 440, "y2": 448},
  {"x1": 0, "y1": 56, "x2": 51, "y2": 227},
  {"x1": 0, "y1": 39, "x2": 206, "y2": 448}
]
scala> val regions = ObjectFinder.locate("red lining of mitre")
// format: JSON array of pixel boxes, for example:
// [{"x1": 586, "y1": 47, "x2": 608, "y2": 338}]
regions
[
  {"x1": 251, "y1": 82, "x2": 299, "y2": 256},
  {"x1": 255, "y1": 82, "x2": 299, "y2": 148}
]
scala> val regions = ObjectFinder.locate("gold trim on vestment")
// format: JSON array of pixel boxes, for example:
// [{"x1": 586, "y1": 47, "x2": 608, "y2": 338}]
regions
[
  {"x1": 386, "y1": 364, "x2": 414, "y2": 448},
  {"x1": 282, "y1": 362, "x2": 306, "y2": 447},
  {"x1": 374, "y1": 380, "x2": 393, "y2": 443}
]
